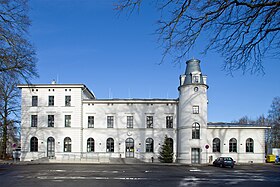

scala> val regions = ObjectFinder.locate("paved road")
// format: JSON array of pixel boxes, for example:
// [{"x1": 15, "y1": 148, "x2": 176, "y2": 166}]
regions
[{"x1": 0, "y1": 163, "x2": 279, "y2": 187}]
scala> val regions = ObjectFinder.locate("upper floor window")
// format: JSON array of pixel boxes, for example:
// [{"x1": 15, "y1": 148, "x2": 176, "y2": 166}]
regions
[
  {"x1": 64, "y1": 137, "x2": 72, "y2": 152},
  {"x1": 30, "y1": 137, "x2": 38, "y2": 152},
  {"x1": 212, "y1": 138, "x2": 221, "y2": 152},
  {"x1": 48, "y1": 115, "x2": 54, "y2": 127},
  {"x1": 65, "y1": 115, "x2": 71, "y2": 127},
  {"x1": 88, "y1": 116, "x2": 94, "y2": 128},
  {"x1": 127, "y1": 116, "x2": 133, "y2": 128},
  {"x1": 146, "y1": 116, "x2": 153, "y2": 128},
  {"x1": 65, "y1": 96, "x2": 71, "y2": 106},
  {"x1": 166, "y1": 116, "x2": 173, "y2": 128},
  {"x1": 31, "y1": 115, "x2": 38, "y2": 127},
  {"x1": 107, "y1": 116, "x2": 114, "y2": 128},
  {"x1": 193, "y1": 106, "x2": 199, "y2": 114},
  {"x1": 145, "y1": 138, "x2": 154, "y2": 152},
  {"x1": 192, "y1": 122, "x2": 200, "y2": 139},
  {"x1": 106, "y1": 138, "x2": 114, "y2": 152},
  {"x1": 48, "y1": 96, "x2": 54, "y2": 106},
  {"x1": 229, "y1": 138, "x2": 237, "y2": 152},
  {"x1": 246, "y1": 138, "x2": 254, "y2": 153},
  {"x1": 32, "y1": 96, "x2": 38, "y2": 106}
]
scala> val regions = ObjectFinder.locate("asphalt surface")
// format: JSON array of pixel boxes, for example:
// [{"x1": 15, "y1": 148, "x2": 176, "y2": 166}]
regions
[{"x1": 0, "y1": 163, "x2": 279, "y2": 187}]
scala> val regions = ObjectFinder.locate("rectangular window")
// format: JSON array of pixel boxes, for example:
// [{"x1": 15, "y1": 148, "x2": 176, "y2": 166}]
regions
[
  {"x1": 48, "y1": 96, "x2": 54, "y2": 106},
  {"x1": 127, "y1": 116, "x2": 133, "y2": 128},
  {"x1": 65, "y1": 115, "x2": 71, "y2": 127},
  {"x1": 32, "y1": 96, "x2": 38, "y2": 106},
  {"x1": 166, "y1": 116, "x2": 173, "y2": 128},
  {"x1": 88, "y1": 116, "x2": 94, "y2": 128},
  {"x1": 48, "y1": 115, "x2": 54, "y2": 127},
  {"x1": 107, "y1": 116, "x2": 114, "y2": 128},
  {"x1": 31, "y1": 115, "x2": 38, "y2": 127},
  {"x1": 65, "y1": 96, "x2": 71, "y2": 106},
  {"x1": 193, "y1": 75, "x2": 200, "y2": 83},
  {"x1": 146, "y1": 116, "x2": 153, "y2": 128},
  {"x1": 193, "y1": 106, "x2": 199, "y2": 114}
]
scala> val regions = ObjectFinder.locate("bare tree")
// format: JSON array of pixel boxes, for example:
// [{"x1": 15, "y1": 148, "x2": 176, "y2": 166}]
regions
[
  {"x1": 268, "y1": 96, "x2": 280, "y2": 148},
  {"x1": 0, "y1": 0, "x2": 37, "y2": 80},
  {"x1": 0, "y1": 74, "x2": 20, "y2": 159},
  {"x1": 116, "y1": 0, "x2": 280, "y2": 74}
]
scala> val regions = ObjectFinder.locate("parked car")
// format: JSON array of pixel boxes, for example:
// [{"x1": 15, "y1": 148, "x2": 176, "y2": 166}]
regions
[{"x1": 213, "y1": 157, "x2": 235, "y2": 168}]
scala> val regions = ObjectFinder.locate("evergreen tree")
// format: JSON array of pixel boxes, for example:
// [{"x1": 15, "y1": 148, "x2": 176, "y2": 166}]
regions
[{"x1": 158, "y1": 135, "x2": 173, "y2": 163}]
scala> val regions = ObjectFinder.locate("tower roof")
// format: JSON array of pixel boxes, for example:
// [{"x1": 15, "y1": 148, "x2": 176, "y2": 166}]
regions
[{"x1": 181, "y1": 59, "x2": 207, "y2": 86}]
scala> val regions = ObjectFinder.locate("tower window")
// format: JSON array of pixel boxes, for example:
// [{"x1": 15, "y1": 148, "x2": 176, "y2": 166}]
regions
[
  {"x1": 192, "y1": 122, "x2": 200, "y2": 139},
  {"x1": 192, "y1": 75, "x2": 200, "y2": 83},
  {"x1": 193, "y1": 106, "x2": 199, "y2": 114}
]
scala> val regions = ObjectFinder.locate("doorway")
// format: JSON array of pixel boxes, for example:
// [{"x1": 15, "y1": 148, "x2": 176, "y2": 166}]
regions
[
  {"x1": 125, "y1": 138, "x2": 134, "y2": 158},
  {"x1": 191, "y1": 148, "x2": 200, "y2": 164},
  {"x1": 47, "y1": 137, "x2": 55, "y2": 158}
]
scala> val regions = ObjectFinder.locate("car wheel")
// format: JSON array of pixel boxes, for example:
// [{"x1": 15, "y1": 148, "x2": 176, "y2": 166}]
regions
[
  {"x1": 219, "y1": 164, "x2": 223, "y2": 168},
  {"x1": 231, "y1": 165, "x2": 234, "y2": 168}
]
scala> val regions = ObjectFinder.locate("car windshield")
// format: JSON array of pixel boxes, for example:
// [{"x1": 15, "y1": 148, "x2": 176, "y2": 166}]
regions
[{"x1": 223, "y1": 157, "x2": 233, "y2": 161}]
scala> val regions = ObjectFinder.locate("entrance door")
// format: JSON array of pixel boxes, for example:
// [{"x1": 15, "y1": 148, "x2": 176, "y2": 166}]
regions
[
  {"x1": 47, "y1": 137, "x2": 55, "y2": 158},
  {"x1": 125, "y1": 138, "x2": 134, "y2": 158},
  {"x1": 191, "y1": 148, "x2": 200, "y2": 164}
]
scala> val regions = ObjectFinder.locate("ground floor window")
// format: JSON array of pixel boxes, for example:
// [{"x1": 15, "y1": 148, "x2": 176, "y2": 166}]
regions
[
  {"x1": 212, "y1": 138, "x2": 221, "y2": 152},
  {"x1": 30, "y1": 137, "x2": 38, "y2": 152},
  {"x1": 87, "y1": 138, "x2": 95, "y2": 152},
  {"x1": 229, "y1": 138, "x2": 237, "y2": 152},
  {"x1": 107, "y1": 138, "x2": 114, "y2": 152},
  {"x1": 64, "y1": 137, "x2": 72, "y2": 152},
  {"x1": 146, "y1": 138, "x2": 154, "y2": 152},
  {"x1": 246, "y1": 138, "x2": 254, "y2": 153}
]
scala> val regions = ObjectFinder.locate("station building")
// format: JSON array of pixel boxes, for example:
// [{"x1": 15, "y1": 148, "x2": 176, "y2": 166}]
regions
[{"x1": 18, "y1": 59, "x2": 269, "y2": 164}]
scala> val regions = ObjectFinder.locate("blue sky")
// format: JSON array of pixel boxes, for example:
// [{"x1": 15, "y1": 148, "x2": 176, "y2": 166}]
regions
[{"x1": 29, "y1": 0, "x2": 280, "y2": 122}]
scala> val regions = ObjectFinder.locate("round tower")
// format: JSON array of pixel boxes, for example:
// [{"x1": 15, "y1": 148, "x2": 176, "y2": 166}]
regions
[{"x1": 177, "y1": 59, "x2": 209, "y2": 164}]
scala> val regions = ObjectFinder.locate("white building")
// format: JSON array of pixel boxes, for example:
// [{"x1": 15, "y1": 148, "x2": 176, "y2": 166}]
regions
[{"x1": 18, "y1": 59, "x2": 269, "y2": 164}]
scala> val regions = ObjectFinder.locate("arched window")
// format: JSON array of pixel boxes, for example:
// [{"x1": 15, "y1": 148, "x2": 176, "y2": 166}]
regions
[
  {"x1": 106, "y1": 138, "x2": 114, "y2": 152},
  {"x1": 229, "y1": 138, "x2": 237, "y2": 152},
  {"x1": 246, "y1": 138, "x2": 254, "y2": 153},
  {"x1": 166, "y1": 138, "x2": 173, "y2": 153},
  {"x1": 146, "y1": 138, "x2": 154, "y2": 152},
  {"x1": 212, "y1": 138, "x2": 220, "y2": 152},
  {"x1": 30, "y1": 137, "x2": 38, "y2": 152},
  {"x1": 87, "y1": 138, "x2": 95, "y2": 152},
  {"x1": 64, "y1": 137, "x2": 72, "y2": 152},
  {"x1": 192, "y1": 122, "x2": 200, "y2": 139}
]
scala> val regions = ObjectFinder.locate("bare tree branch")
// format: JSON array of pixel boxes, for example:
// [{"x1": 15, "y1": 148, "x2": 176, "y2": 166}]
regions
[{"x1": 116, "y1": 0, "x2": 280, "y2": 74}]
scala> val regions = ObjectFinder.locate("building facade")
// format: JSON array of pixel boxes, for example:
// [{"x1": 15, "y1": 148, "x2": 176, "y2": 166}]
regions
[{"x1": 18, "y1": 59, "x2": 269, "y2": 164}]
